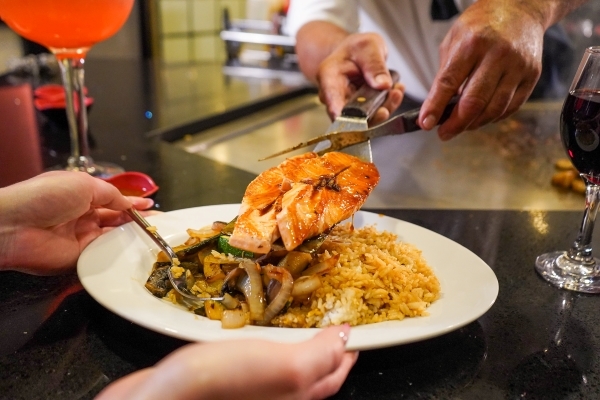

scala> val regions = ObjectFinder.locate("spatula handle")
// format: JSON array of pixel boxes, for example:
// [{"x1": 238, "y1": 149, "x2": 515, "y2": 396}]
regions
[{"x1": 341, "y1": 70, "x2": 400, "y2": 119}]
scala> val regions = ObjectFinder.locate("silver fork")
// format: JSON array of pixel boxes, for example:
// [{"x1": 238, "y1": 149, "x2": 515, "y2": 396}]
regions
[{"x1": 126, "y1": 208, "x2": 224, "y2": 303}]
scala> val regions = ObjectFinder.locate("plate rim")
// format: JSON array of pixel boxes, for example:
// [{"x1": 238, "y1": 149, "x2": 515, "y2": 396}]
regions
[{"x1": 77, "y1": 204, "x2": 499, "y2": 351}]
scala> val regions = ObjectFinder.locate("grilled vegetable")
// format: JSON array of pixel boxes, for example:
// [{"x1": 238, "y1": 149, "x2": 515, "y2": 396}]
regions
[
  {"x1": 203, "y1": 254, "x2": 227, "y2": 283},
  {"x1": 218, "y1": 235, "x2": 254, "y2": 258},
  {"x1": 145, "y1": 264, "x2": 172, "y2": 297}
]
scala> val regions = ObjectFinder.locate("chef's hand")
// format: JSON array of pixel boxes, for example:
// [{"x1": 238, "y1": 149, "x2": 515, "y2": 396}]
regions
[
  {"x1": 0, "y1": 171, "x2": 154, "y2": 275},
  {"x1": 419, "y1": 0, "x2": 545, "y2": 140},
  {"x1": 297, "y1": 22, "x2": 404, "y2": 126},
  {"x1": 97, "y1": 324, "x2": 358, "y2": 400}
]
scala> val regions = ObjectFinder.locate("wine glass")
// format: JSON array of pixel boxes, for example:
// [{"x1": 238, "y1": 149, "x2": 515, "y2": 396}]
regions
[
  {"x1": 535, "y1": 46, "x2": 600, "y2": 293},
  {"x1": 0, "y1": 0, "x2": 134, "y2": 177}
]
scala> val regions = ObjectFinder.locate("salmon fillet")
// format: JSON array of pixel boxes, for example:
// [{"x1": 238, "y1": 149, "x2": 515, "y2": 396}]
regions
[{"x1": 229, "y1": 152, "x2": 379, "y2": 253}]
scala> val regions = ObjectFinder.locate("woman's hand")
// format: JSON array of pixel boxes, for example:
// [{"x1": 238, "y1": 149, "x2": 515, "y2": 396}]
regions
[
  {"x1": 97, "y1": 325, "x2": 358, "y2": 400},
  {"x1": 0, "y1": 171, "x2": 154, "y2": 274}
]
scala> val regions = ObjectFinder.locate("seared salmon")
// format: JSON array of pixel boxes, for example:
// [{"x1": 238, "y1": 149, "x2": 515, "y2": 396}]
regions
[{"x1": 229, "y1": 152, "x2": 379, "y2": 253}]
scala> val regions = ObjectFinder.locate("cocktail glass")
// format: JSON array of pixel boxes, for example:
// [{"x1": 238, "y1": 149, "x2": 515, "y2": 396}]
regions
[{"x1": 0, "y1": 0, "x2": 135, "y2": 177}]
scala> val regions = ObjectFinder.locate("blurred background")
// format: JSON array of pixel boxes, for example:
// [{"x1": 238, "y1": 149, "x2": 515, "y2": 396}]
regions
[
  {"x1": 2, "y1": 0, "x2": 600, "y2": 79},
  {"x1": 4, "y1": 0, "x2": 600, "y2": 118},
  {"x1": 1, "y1": 0, "x2": 281, "y2": 68}
]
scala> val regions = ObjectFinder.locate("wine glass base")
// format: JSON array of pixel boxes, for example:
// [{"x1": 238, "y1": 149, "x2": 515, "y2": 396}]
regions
[
  {"x1": 65, "y1": 156, "x2": 124, "y2": 178},
  {"x1": 535, "y1": 251, "x2": 600, "y2": 293},
  {"x1": 86, "y1": 161, "x2": 125, "y2": 179}
]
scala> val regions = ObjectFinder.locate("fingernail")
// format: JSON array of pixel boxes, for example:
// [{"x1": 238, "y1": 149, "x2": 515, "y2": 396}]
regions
[
  {"x1": 138, "y1": 198, "x2": 155, "y2": 209},
  {"x1": 375, "y1": 74, "x2": 390, "y2": 86},
  {"x1": 422, "y1": 114, "x2": 436, "y2": 130},
  {"x1": 339, "y1": 323, "x2": 351, "y2": 346}
]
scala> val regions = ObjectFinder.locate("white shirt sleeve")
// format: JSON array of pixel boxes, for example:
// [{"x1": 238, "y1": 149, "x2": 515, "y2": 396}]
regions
[{"x1": 284, "y1": 0, "x2": 360, "y2": 37}]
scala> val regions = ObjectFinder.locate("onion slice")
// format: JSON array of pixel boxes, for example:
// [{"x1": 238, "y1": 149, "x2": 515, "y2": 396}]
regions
[
  {"x1": 237, "y1": 260, "x2": 265, "y2": 322},
  {"x1": 221, "y1": 292, "x2": 240, "y2": 310},
  {"x1": 292, "y1": 275, "x2": 321, "y2": 298},
  {"x1": 221, "y1": 309, "x2": 247, "y2": 329},
  {"x1": 260, "y1": 265, "x2": 293, "y2": 325},
  {"x1": 301, "y1": 254, "x2": 339, "y2": 276}
]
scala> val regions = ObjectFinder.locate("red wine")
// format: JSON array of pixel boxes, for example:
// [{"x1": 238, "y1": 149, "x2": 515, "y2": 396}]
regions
[{"x1": 561, "y1": 89, "x2": 600, "y2": 179}]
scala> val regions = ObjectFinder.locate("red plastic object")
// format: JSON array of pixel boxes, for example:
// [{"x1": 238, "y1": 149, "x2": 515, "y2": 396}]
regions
[
  {"x1": 102, "y1": 171, "x2": 159, "y2": 197},
  {"x1": 33, "y1": 84, "x2": 94, "y2": 111}
]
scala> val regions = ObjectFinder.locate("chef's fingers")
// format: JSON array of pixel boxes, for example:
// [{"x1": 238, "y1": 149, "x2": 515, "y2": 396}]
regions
[
  {"x1": 317, "y1": 58, "x2": 360, "y2": 120},
  {"x1": 439, "y1": 54, "x2": 538, "y2": 138},
  {"x1": 436, "y1": 54, "x2": 506, "y2": 139},
  {"x1": 460, "y1": 75, "x2": 516, "y2": 133},
  {"x1": 496, "y1": 78, "x2": 538, "y2": 122},
  {"x1": 346, "y1": 32, "x2": 391, "y2": 90},
  {"x1": 419, "y1": 41, "x2": 475, "y2": 134},
  {"x1": 317, "y1": 32, "x2": 391, "y2": 120},
  {"x1": 369, "y1": 83, "x2": 405, "y2": 126}
]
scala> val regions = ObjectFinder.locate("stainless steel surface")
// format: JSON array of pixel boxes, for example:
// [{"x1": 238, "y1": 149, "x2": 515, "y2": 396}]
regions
[
  {"x1": 222, "y1": 63, "x2": 305, "y2": 83},
  {"x1": 177, "y1": 96, "x2": 584, "y2": 211},
  {"x1": 221, "y1": 13, "x2": 300, "y2": 80},
  {"x1": 152, "y1": 63, "x2": 309, "y2": 130},
  {"x1": 220, "y1": 30, "x2": 296, "y2": 47}
]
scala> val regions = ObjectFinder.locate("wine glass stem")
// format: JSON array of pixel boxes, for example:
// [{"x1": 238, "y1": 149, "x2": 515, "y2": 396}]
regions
[
  {"x1": 57, "y1": 56, "x2": 94, "y2": 172},
  {"x1": 568, "y1": 182, "x2": 600, "y2": 264}
]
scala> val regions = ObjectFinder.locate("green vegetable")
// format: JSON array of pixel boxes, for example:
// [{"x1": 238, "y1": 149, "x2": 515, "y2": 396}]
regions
[{"x1": 217, "y1": 235, "x2": 254, "y2": 258}]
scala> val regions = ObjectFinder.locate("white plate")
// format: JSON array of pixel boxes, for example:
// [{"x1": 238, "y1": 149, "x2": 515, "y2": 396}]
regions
[{"x1": 78, "y1": 204, "x2": 498, "y2": 351}]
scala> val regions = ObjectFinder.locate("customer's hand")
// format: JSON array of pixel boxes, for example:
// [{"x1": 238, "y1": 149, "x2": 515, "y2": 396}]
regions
[
  {"x1": 0, "y1": 171, "x2": 154, "y2": 274},
  {"x1": 297, "y1": 22, "x2": 404, "y2": 126},
  {"x1": 419, "y1": 0, "x2": 545, "y2": 140},
  {"x1": 97, "y1": 324, "x2": 358, "y2": 400}
]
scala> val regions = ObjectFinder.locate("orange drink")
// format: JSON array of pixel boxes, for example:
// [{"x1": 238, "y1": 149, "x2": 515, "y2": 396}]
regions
[
  {"x1": 0, "y1": 0, "x2": 134, "y2": 58},
  {"x1": 0, "y1": 0, "x2": 134, "y2": 177}
]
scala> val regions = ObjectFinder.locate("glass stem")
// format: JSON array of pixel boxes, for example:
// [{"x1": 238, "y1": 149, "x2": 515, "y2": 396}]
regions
[
  {"x1": 567, "y1": 181, "x2": 600, "y2": 264},
  {"x1": 57, "y1": 57, "x2": 94, "y2": 172}
]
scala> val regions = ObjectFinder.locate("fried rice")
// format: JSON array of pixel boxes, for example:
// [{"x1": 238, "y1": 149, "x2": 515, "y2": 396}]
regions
[{"x1": 271, "y1": 223, "x2": 441, "y2": 327}]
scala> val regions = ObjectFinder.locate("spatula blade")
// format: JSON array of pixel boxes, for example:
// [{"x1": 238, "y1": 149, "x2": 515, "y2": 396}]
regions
[{"x1": 314, "y1": 115, "x2": 372, "y2": 162}]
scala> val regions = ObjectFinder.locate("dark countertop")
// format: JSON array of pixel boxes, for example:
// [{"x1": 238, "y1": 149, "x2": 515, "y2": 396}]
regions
[{"x1": 1, "y1": 59, "x2": 599, "y2": 399}]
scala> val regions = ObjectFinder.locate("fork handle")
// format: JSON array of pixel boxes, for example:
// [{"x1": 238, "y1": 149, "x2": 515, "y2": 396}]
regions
[{"x1": 341, "y1": 70, "x2": 400, "y2": 119}]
